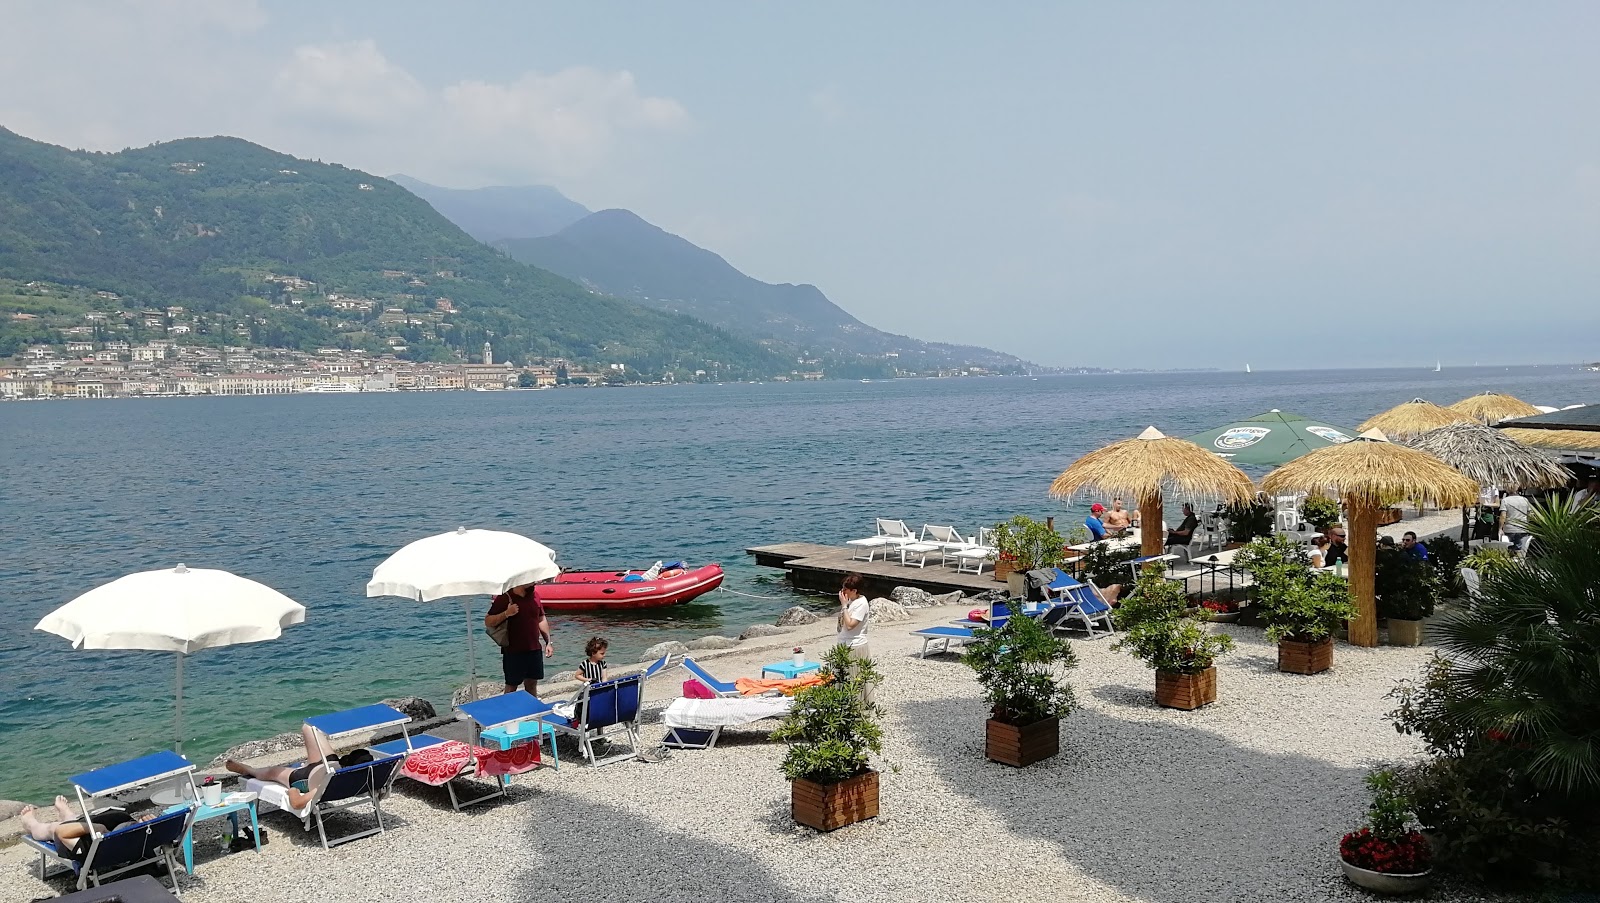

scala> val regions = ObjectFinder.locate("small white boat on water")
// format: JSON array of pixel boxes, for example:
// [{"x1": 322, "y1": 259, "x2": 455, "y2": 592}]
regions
[{"x1": 1245, "y1": 363, "x2": 1252, "y2": 374}]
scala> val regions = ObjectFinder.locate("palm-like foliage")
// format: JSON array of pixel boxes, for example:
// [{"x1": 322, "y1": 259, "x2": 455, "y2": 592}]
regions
[
  {"x1": 1390, "y1": 497, "x2": 1600, "y2": 884},
  {"x1": 962, "y1": 610, "x2": 1078, "y2": 726}
]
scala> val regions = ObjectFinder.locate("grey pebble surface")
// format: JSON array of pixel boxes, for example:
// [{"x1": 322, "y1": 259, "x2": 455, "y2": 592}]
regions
[{"x1": 0, "y1": 608, "x2": 1523, "y2": 903}]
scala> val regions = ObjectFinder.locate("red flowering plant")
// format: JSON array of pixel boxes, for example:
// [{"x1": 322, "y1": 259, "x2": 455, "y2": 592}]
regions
[
  {"x1": 1340, "y1": 768, "x2": 1432, "y2": 874},
  {"x1": 1199, "y1": 598, "x2": 1239, "y2": 614}
]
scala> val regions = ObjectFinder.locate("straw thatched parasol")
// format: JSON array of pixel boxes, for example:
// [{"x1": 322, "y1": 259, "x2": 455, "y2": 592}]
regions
[
  {"x1": 1404, "y1": 421, "x2": 1571, "y2": 543},
  {"x1": 1500, "y1": 428, "x2": 1600, "y2": 451},
  {"x1": 1447, "y1": 392, "x2": 1542, "y2": 425},
  {"x1": 1263, "y1": 429, "x2": 1478, "y2": 647},
  {"x1": 1049, "y1": 426, "x2": 1256, "y2": 557},
  {"x1": 1358, "y1": 398, "x2": 1471, "y2": 439}
]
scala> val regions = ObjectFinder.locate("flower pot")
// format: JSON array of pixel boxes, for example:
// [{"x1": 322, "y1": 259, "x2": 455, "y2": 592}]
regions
[
  {"x1": 1206, "y1": 610, "x2": 1241, "y2": 624},
  {"x1": 1339, "y1": 858, "x2": 1432, "y2": 895},
  {"x1": 1005, "y1": 571, "x2": 1026, "y2": 598},
  {"x1": 1376, "y1": 508, "x2": 1404, "y2": 527},
  {"x1": 1154, "y1": 667, "x2": 1216, "y2": 710},
  {"x1": 994, "y1": 558, "x2": 1016, "y2": 583},
  {"x1": 985, "y1": 716, "x2": 1059, "y2": 767},
  {"x1": 1278, "y1": 637, "x2": 1333, "y2": 674},
  {"x1": 1387, "y1": 618, "x2": 1424, "y2": 647},
  {"x1": 791, "y1": 769, "x2": 879, "y2": 832}
]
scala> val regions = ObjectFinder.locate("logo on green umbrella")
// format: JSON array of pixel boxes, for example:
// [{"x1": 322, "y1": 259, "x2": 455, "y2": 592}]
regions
[{"x1": 1216, "y1": 427, "x2": 1271, "y2": 449}]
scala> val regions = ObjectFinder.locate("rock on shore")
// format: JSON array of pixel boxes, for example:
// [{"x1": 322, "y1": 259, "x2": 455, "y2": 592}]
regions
[{"x1": 774, "y1": 606, "x2": 820, "y2": 626}]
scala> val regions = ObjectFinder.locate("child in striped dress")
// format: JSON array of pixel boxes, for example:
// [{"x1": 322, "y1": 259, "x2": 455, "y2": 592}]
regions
[{"x1": 576, "y1": 636, "x2": 608, "y2": 683}]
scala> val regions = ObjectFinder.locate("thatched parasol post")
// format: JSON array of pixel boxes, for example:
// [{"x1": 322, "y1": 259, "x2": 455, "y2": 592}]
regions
[
  {"x1": 1345, "y1": 502, "x2": 1379, "y2": 646},
  {"x1": 1139, "y1": 497, "x2": 1164, "y2": 557}
]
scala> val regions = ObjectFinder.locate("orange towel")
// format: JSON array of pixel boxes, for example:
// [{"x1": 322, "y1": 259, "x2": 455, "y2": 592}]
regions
[{"x1": 735, "y1": 674, "x2": 828, "y2": 696}]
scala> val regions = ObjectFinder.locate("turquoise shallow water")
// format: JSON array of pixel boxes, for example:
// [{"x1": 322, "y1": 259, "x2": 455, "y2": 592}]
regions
[{"x1": 1, "y1": 366, "x2": 1594, "y2": 802}]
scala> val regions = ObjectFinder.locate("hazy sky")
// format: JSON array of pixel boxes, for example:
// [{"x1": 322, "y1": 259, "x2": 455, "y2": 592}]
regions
[{"x1": 3, "y1": 2, "x2": 1597, "y2": 369}]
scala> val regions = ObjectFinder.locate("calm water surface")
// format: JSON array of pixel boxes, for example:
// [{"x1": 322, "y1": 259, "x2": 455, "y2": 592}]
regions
[{"x1": 1, "y1": 366, "x2": 1593, "y2": 800}]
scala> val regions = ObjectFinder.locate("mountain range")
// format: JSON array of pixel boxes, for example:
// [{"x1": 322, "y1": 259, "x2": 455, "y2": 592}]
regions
[{"x1": 396, "y1": 178, "x2": 1032, "y2": 373}]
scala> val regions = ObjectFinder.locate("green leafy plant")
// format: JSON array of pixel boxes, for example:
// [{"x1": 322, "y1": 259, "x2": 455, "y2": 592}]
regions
[
  {"x1": 1236, "y1": 534, "x2": 1356, "y2": 642},
  {"x1": 1078, "y1": 541, "x2": 1140, "y2": 589},
  {"x1": 1065, "y1": 525, "x2": 1092, "y2": 546},
  {"x1": 1341, "y1": 768, "x2": 1433, "y2": 874},
  {"x1": 771, "y1": 644, "x2": 884, "y2": 784},
  {"x1": 962, "y1": 609, "x2": 1079, "y2": 726},
  {"x1": 1112, "y1": 572, "x2": 1234, "y2": 674},
  {"x1": 1388, "y1": 499, "x2": 1600, "y2": 886},
  {"x1": 1301, "y1": 494, "x2": 1342, "y2": 531},
  {"x1": 1424, "y1": 534, "x2": 1466, "y2": 597},
  {"x1": 1462, "y1": 546, "x2": 1515, "y2": 578},
  {"x1": 1224, "y1": 499, "x2": 1275, "y2": 543},
  {"x1": 1375, "y1": 547, "x2": 1438, "y2": 621},
  {"x1": 990, "y1": 515, "x2": 1066, "y2": 571}
]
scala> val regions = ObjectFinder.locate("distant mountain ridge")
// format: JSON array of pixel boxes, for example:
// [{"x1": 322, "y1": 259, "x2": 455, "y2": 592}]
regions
[
  {"x1": 495, "y1": 209, "x2": 1033, "y2": 373},
  {"x1": 388, "y1": 174, "x2": 590, "y2": 243}
]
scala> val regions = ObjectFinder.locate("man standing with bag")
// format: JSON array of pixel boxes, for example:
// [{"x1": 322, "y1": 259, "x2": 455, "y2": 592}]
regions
[{"x1": 486, "y1": 583, "x2": 553, "y2": 696}]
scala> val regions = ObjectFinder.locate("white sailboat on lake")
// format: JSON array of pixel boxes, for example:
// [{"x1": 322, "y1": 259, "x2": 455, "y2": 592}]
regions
[
  {"x1": 1245, "y1": 363, "x2": 1252, "y2": 374},
  {"x1": 1434, "y1": 361, "x2": 1441, "y2": 372}
]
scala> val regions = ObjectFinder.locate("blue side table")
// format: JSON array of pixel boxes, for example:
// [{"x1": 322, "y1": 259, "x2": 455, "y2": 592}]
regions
[
  {"x1": 481, "y1": 721, "x2": 560, "y2": 771},
  {"x1": 761, "y1": 660, "x2": 821, "y2": 679},
  {"x1": 163, "y1": 793, "x2": 259, "y2": 874}
]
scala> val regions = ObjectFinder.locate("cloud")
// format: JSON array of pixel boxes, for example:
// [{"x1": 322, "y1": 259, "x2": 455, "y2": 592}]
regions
[{"x1": 269, "y1": 41, "x2": 687, "y2": 183}]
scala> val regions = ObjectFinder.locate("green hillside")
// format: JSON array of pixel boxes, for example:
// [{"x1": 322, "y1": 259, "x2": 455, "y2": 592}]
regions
[{"x1": 0, "y1": 128, "x2": 783, "y2": 377}]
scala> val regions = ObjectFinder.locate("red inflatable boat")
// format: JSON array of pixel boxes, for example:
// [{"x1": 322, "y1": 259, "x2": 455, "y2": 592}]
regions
[{"x1": 538, "y1": 562, "x2": 725, "y2": 612}]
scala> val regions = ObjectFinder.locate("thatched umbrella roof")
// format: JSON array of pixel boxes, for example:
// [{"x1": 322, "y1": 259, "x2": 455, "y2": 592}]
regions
[
  {"x1": 1049, "y1": 426, "x2": 1255, "y2": 556},
  {"x1": 1405, "y1": 421, "x2": 1569, "y2": 491},
  {"x1": 1501, "y1": 428, "x2": 1600, "y2": 451},
  {"x1": 1447, "y1": 392, "x2": 1542, "y2": 425},
  {"x1": 1263, "y1": 430, "x2": 1479, "y2": 647},
  {"x1": 1358, "y1": 398, "x2": 1470, "y2": 439}
]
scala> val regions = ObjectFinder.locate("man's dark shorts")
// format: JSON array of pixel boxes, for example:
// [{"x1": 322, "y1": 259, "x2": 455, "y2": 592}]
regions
[{"x1": 502, "y1": 650, "x2": 545, "y2": 686}]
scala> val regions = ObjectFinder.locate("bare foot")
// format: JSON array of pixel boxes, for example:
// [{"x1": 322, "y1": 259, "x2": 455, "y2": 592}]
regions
[
  {"x1": 53, "y1": 795, "x2": 74, "y2": 820},
  {"x1": 19, "y1": 804, "x2": 35, "y2": 817},
  {"x1": 224, "y1": 759, "x2": 249, "y2": 776}
]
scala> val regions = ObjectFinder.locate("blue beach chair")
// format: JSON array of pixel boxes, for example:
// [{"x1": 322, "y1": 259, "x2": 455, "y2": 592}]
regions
[
  {"x1": 23, "y1": 751, "x2": 197, "y2": 896},
  {"x1": 247, "y1": 706, "x2": 407, "y2": 849},
  {"x1": 1041, "y1": 570, "x2": 1115, "y2": 638},
  {"x1": 535, "y1": 673, "x2": 646, "y2": 765},
  {"x1": 914, "y1": 605, "x2": 1012, "y2": 657},
  {"x1": 681, "y1": 656, "x2": 740, "y2": 697}
]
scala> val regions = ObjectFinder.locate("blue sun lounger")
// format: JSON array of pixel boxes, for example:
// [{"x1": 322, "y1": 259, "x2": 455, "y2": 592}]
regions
[
  {"x1": 915, "y1": 605, "x2": 1012, "y2": 657},
  {"x1": 23, "y1": 750, "x2": 197, "y2": 896},
  {"x1": 682, "y1": 656, "x2": 740, "y2": 697},
  {"x1": 248, "y1": 705, "x2": 406, "y2": 849},
  {"x1": 1040, "y1": 570, "x2": 1116, "y2": 638}
]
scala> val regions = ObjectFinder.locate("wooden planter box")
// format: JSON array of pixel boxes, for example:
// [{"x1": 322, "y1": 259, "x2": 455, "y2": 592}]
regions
[
  {"x1": 1154, "y1": 667, "x2": 1217, "y2": 710},
  {"x1": 1278, "y1": 636, "x2": 1334, "y2": 674},
  {"x1": 1376, "y1": 508, "x2": 1403, "y2": 527},
  {"x1": 985, "y1": 715, "x2": 1060, "y2": 767},
  {"x1": 994, "y1": 558, "x2": 1016, "y2": 583},
  {"x1": 791, "y1": 769, "x2": 879, "y2": 831}
]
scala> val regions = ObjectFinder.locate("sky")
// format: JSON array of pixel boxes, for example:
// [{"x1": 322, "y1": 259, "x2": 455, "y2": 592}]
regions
[{"x1": 2, "y1": 1, "x2": 1597, "y2": 370}]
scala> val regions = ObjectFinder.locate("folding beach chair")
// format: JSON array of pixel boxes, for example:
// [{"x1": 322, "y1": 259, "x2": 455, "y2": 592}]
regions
[
  {"x1": 661, "y1": 696, "x2": 794, "y2": 749},
  {"x1": 22, "y1": 750, "x2": 197, "y2": 896},
  {"x1": 914, "y1": 605, "x2": 1011, "y2": 657},
  {"x1": 845, "y1": 518, "x2": 917, "y2": 561},
  {"x1": 681, "y1": 656, "x2": 741, "y2": 697},
  {"x1": 534, "y1": 674, "x2": 645, "y2": 765},
  {"x1": 247, "y1": 711, "x2": 406, "y2": 850},
  {"x1": 1044, "y1": 572, "x2": 1115, "y2": 638}
]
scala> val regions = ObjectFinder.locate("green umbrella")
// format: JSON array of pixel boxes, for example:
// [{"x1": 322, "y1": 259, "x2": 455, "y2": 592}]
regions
[{"x1": 1186, "y1": 410, "x2": 1358, "y2": 467}]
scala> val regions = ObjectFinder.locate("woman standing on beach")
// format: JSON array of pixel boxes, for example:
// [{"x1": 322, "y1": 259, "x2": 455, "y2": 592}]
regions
[{"x1": 837, "y1": 573, "x2": 875, "y2": 705}]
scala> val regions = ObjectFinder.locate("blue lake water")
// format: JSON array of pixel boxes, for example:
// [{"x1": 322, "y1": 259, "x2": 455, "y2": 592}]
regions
[{"x1": 2, "y1": 365, "x2": 1594, "y2": 801}]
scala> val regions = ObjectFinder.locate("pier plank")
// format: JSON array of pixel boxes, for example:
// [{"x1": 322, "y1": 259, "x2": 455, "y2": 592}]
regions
[{"x1": 746, "y1": 543, "x2": 1003, "y2": 597}]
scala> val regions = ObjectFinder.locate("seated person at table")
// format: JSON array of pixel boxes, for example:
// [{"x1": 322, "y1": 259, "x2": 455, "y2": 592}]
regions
[
  {"x1": 225, "y1": 722, "x2": 374, "y2": 809},
  {"x1": 1165, "y1": 503, "x2": 1199, "y2": 547},
  {"x1": 1324, "y1": 526, "x2": 1349, "y2": 565},
  {"x1": 1103, "y1": 498, "x2": 1134, "y2": 535},
  {"x1": 1309, "y1": 534, "x2": 1329, "y2": 568},
  {"x1": 1085, "y1": 504, "x2": 1108, "y2": 541},
  {"x1": 18, "y1": 797, "x2": 156, "y2": 860}
]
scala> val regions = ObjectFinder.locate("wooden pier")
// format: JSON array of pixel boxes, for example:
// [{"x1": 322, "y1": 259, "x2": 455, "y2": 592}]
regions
[{"x1": 746, "y1": 542, "x2": 1005, "y2": 598}]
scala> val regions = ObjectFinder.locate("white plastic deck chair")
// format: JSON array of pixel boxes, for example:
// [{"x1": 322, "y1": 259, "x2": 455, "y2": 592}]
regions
[
  {"x1": 900, "y1": 524, "x2": 958, "y2": 568},
  {"x1": 845, "y1": 519, "x2": 916, "y2": 561},
  {"x1": 952, "y1": 527, "x2": 998, "y2": 574}
]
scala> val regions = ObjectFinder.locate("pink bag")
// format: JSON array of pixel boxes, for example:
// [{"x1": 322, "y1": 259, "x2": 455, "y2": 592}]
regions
[{"x1": 682, "y1": 678, "x2": 716, "y2": 699}]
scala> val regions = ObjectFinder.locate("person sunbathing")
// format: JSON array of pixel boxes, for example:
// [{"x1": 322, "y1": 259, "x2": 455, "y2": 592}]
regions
[
  {"x1": 224, "y1": 722, "x2": 373, "y2": 808},
  {"x1": 18, "y1": 796, "x2": 154, "y2": 860}
]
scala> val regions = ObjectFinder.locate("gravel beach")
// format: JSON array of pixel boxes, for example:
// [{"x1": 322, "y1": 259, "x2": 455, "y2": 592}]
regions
[{"x1": 1, "y1": 603, "x2": 1515, "y2": 903}]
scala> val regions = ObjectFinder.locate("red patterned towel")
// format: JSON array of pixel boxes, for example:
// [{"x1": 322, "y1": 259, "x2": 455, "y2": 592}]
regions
[{"x1": 400, "y1": 740, "x2": 542, "y2": 785}]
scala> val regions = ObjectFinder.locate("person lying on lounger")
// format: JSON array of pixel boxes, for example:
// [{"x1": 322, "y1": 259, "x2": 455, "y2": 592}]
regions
[
  {"x1": 18, "y1": 797, "x2": 155, "y2": 860},
  {"x1": 224, "y1": 722, "x2": 373, "y2": 808}
]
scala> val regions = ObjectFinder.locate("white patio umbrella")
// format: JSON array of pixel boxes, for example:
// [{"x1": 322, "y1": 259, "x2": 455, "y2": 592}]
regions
[
  {"x1": 365, "y1": 527, "x2": 560, "y2": 701},
  {"x1": 35, "y1": 564, "x2": 307, "y2": 752}
]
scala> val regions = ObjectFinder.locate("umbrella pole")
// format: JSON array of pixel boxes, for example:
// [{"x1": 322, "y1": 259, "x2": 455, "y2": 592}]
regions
[
  {"x1": 463, "y1": 598, "x2": 478, "y2": 703},
  {"x1": 1347, "y1": 501, "x2": 1379, "y2": 647},
  {"x1": 174, "y1": 652, "x2": 185, "y2": 754},
  {"x1": 1139, "y1": 495, "x2": 1164, "y2": 558}
]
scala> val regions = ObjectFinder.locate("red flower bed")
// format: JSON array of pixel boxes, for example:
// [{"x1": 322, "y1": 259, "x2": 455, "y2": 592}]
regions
[
  {"x1": 1340, "y1": 828, "x2": 1432, "y2": 874},
  {"x1": 1200, "y1": 598, "x2": 1239, "y2": 614}
]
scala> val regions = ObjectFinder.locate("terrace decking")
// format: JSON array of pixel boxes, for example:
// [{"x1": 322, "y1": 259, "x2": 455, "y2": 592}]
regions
[{"x1": 745, "y1": 542, "x2": 1004, "y2": 597}]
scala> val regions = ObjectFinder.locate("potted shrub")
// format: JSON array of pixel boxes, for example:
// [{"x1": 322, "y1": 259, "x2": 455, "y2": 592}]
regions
[
  {"x1": 1301, "y1": 494, "x2": 1342, "y2": 534},
  {"x1": 1198, "y1": 597, "x2": 1240, "y2": 623},
  {"x1": 962, "y1": 609, "x2": 1079, "y2": 766},
  {"x1": 1113, "y1": 572, "x2": 1234, "y2": 709},
  {"x1": 991, "y1": 515, "x2": 1066, "y2": 595},
  {"x1": 771, "y1": 644, "x2": 884, "y2": 831},
  {"x1": 1339, "y1": 768, "x2": 1433, "y2": 894},
  {"x1": 1237, "y1": 535, "x2": 1357, "y2": 674},
  {"x1": 1223, "y1": 499, "x2": 1274, "y2": 548},
  {"x1": 1375, "y1": 547, "x2": 1437, "y2": 647}
]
